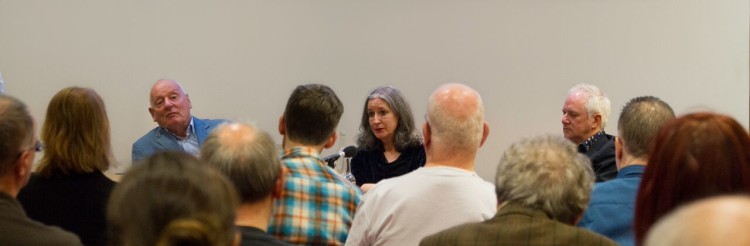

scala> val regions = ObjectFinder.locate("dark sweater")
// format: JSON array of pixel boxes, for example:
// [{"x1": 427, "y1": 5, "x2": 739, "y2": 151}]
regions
[
  {"x1": 351, "y1": 145, "x2": 426, "y2": 186},
  {"x1": 17, "y1": 171, "x2": 115, "y2": 246}
]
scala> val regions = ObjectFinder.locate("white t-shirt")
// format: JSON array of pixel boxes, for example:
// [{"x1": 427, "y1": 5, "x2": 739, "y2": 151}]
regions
[{"x1": 346, "y1": 166, "x2": 497, "y2": 246}]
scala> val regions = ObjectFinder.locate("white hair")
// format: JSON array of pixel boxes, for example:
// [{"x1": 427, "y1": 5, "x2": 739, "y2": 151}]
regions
[
  {"x1": 495, "y1": 135, "x2": 594, "y2": 223},
  {"x1": 569, "y1": 84, "x2": 611, "y2": 129}
]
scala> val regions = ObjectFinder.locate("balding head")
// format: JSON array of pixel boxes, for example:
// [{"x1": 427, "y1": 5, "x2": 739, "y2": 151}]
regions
[
  {"x1": 148, "y1": 79, "x2": 192, "y2": 137},
  {"x1": 425, "y1": 83, "x2": 488, "y2": 158},
  {"x1": 201, "y1": 123, "x2": 281, "y2": 204},
  {"x1": 645, "y1": 196, "x2": 750, "y2": 246}
]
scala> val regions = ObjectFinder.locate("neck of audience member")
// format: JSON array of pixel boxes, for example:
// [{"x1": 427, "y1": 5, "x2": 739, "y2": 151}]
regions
[
  {"x1": 618, "y1": 152, "x2": 647, "y2": 170},
  {"x1": 0, "y1": 175, "x2": 22, "y2": 198},
  {"x1": 283, "y1": 137, "x2": 327, "y2": 154},
  {"x1": 235, "y1": 196, "x2": 274, "y2": 231},
  {"x1": 423, "y1": 144, "x2": 477, "y2": 172}
]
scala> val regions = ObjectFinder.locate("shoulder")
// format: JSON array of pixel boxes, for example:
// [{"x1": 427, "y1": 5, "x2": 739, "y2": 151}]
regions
[
  {"x1": 193, "y1": 117, "x2": 227, "y2": 126},
  {"x1": 420, "y1": 222, "x2": 485, "y2": 246},
  {"x1": 132, "y1": 127, "x2": 160, "y2": 146}
]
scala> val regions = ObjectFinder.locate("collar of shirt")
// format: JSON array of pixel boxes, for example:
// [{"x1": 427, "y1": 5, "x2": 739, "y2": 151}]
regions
[
  {"x1": 282, "y1": 146, "x2": 323, "y2": 161},
  {"x1": 578, "y1": 130, "x2": 605, "y2": 152},
  {"x1": 162, "y1": 117, "x2": 195, "y2": 140},
  {"x1": 616, "y1": 164, "x2": 645, "y2": 179}
]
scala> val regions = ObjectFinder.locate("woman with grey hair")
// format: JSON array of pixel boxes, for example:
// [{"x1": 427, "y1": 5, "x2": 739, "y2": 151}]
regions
[{"x1": 351, "y1": 86, "x2": 425, "y2": 192}]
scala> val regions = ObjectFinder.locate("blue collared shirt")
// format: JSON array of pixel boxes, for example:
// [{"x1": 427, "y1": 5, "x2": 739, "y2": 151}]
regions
[
  {"x1": 578, "y1": 165, "x2": 645, "y2": 246},
  {"x1": 163, "y1": 118, "x2": 199, "y2": 157}
]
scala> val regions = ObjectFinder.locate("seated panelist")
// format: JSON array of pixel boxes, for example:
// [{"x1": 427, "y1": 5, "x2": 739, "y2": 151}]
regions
[
  {"x1": 351, "y1": 86, "x2": 425, "y2": 193},
  {"x1": 132, "y1": 79, "x2": 225, "y2": 162}
]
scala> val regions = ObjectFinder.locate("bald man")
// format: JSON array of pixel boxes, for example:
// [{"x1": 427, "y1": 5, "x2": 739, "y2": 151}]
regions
[
  {"x1": 645, "y1": 196, "x2": 750, "y2": 246},
  {"x1": 132, "y1": 79, "x2": 226, "y2": 162},
  {"x1": 201, "y1": 123, "x2": 290, "y2": 246},
  {"x1": 346, "y1": 83, "x2": 496, "y2": 246}
]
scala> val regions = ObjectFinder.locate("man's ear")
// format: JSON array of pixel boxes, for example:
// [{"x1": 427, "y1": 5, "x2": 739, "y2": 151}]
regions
[
  {"x1": 15, "y1": 150, "x2": 33, "y2": 186},
  {"x1": 615, "y1": 136, "x2": 624, "y2": 167},
  {"x1": 422, "y1": 122, "x2": 431, "y2": 149},
  {"x1": 592, "y1": 114, "x2": 602, "y2": 130},
  {"x1": 278, "y1": 116, "x2": 286, "y2": 135},
  {"x1": 272, "y1": 165, "x2": 287, "y2": 199},
  {"x1": 479, "y1": 122, "x2": 490, "y2": 147},
  {"x1": 323, "y1": 131, "x2": 337, "y2": 149},
  {"x1": 185, "y1": 94, "x2": 191, "y2": 109},
  {"x1": 148, "y1": 107, "x2": 156, "y2": 122}
]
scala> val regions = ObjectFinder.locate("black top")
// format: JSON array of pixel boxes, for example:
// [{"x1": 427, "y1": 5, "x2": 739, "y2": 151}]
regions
[
  {"x1": 0, "y1": 192, "x2": 82, "y2": 246},
  {"x1": 351, "y1": 145, "x2": 426, "y2": 186},
  {"x1": 578, "y1": 133, "x2": 618, "y2": 182},
  {"x1": 17, "y1": 171, "x2": 116, "y2": 246},
  {"x1": 238, "y1": 226, "x2": 291, "y2": 246}
]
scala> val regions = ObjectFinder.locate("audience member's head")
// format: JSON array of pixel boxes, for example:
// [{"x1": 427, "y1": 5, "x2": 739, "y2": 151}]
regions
[
  {"x1": 107, "y1": 151, "x2": 238, "y2": 246},
  {"x1": 280, "y1": 84, "x2": 343, "y2": 147},
  {"x1": 201, "y1": 123, "x2": 283, "y2": 204},
  {"x1": 36, "y1": 87, "x2": 111, "y2": 177},
  {"x1": 645, "y1": 196, "x2": 750, "y2": 246},
  {"x1": 0, "y1": 94, "x2": 36, "y2": 195},
  {"x1": 561, "y1": 84, "x2": 611, "y2": 144},
  {"x1": 634, "y1": 112, "x2": 750, "y2": 245},
  {"x1": 148, "y1": 79, "x2": 192, "y2": 137},
  {"x1": 356, "y1": 86, "x2": 421, "y2": 151},
  {"x1": 495, "y1": 135, "x2": 594, "y2": 224},
  {"x1": 425, "y1": 83, "x2": 489, "y2": 160},
  {"x1": 616, "y1": 96, "x2": 675, "y2": 167}
]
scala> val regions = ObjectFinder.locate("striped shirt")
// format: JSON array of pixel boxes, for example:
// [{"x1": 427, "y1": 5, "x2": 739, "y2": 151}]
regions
[{"x1": 269, "y1": 146, "x2": 362, "y2": 245}]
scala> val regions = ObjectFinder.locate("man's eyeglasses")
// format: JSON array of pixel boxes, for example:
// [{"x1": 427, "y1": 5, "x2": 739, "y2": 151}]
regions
[{"x1": 32, "y1": 140, "x2": 44, "y2": 152}]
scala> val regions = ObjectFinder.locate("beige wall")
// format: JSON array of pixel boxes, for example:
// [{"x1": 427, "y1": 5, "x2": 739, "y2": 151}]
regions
[{"x1": 1, "y1": 0, "x2": 747, "y2": 180}]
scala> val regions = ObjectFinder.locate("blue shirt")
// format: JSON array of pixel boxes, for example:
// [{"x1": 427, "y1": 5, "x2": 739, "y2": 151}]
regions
[{"x1": 578, "y1": 165, "x2": 645, "y2": 246}]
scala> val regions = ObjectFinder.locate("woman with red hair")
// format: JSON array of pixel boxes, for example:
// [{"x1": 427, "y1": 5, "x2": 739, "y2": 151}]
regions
[{"x1": 634, "y1": 112, "x2": 750, "y2": 245}]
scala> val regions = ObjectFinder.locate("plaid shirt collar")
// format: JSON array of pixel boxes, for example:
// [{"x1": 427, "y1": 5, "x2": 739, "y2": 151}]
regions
[{"x1": 282, "y1": 146, "x2": 324, "y2": 161}]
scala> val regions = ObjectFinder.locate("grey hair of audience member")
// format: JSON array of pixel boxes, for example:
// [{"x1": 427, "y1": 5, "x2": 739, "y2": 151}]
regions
[
  {"x1": 0, "y1": 94, "x2": 34, "y2": 174},
  {"x1": 568, "y1": 84, "x2": 611, "y2": 129},
  {"x1": 426, "y1": 83, "x2": 485, "y2": 153},
  {"x1": 201, "y1": 122, "x2": 281, "y2": 204},
  {"x1": 495, "y1": 134, "x2": 594, "y2": 224},
  {"x1": 645, "y1": 195, "x2": 750, "y2": 246},
  {"x1": 356, "y1": 86, "x2": 422, "y2": 151},
  {"x1": 107, "y1": 151, "x2": 238, "y2": 246},
  {"x1": 618, "y1": 96, "x2": 675, "y2": 158}
]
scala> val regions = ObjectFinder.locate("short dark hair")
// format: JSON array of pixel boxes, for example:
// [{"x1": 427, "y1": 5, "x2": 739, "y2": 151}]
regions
[
  {"x1": 0, "y1": 94, "x2": 34, "y2": 175},
  {"x1": 617, "y1": 96, "x2": 675, "y2": 158},
  {"x1": 201, "y1": 123, "x2": 281, "y2": 203},
  {"x1": 107, "y1": 151, "x2": 238, "y2": 246},
  {"x1": 283, "y1": 84, "x2": 343, "y2": 145},
  {"x1": 356, "y1": 86, "x2": 422, "y2": 151},
  {"x1": 634, "y1": 112, "x2": 750, "y2": 245}
]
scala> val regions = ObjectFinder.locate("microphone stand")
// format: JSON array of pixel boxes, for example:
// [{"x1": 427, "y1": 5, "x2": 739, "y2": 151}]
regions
[{"x1": 344, "y1": 157, "x2": 356, "y2": 184}]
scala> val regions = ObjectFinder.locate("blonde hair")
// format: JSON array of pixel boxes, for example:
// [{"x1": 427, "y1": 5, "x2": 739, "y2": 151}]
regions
[{"x1": 36, "y1": 87, "x2": 112, "y2": 176}]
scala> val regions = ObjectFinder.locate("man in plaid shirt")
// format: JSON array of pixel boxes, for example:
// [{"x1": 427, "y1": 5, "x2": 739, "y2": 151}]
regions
[{"x1": 268, "y1": 84, "x2": 362, "y2": 245}]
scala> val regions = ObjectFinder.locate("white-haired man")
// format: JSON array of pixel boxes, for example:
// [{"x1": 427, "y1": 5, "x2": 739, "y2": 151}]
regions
[
  {"x1": 561, "y1": 84, "x2": 616, "y2": 182},
  {"x1": 346, "y1": 83, "x2": 496, "y2": 246}
]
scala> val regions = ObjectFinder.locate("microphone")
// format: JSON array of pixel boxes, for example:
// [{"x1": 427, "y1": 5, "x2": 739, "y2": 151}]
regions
[{"x1": 324, "y1": 146, "x2": 358, "y2": 168}]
